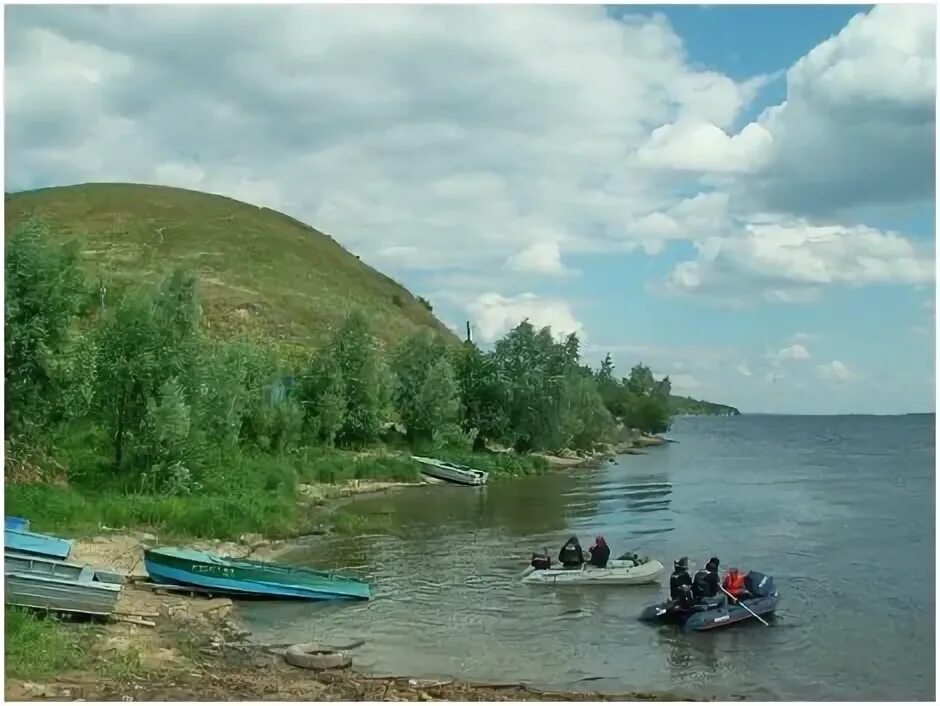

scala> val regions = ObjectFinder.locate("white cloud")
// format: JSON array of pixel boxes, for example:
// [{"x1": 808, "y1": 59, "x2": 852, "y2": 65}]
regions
[
  {"x1": 772, "y1": 343, "x2": 811, "y2": 363},
  {"x1": 735, "y1": 361, "x2": 752, "y2": 377},
  {"x1": 666, "y1": 219, "x2": 934, "y2": 303},
  {"x1": 637, "y1": 119, "x2": 773, "y2": 173},
  {"x1": 815, "y1": 360, "x2": 856, "y2": 382},
  {"x1": 505, "y1": 241, "x2": 571, "y2": 276},
  {"x1": 737, "y1": 5, "x2": 935, "y2": 215},
  {"x1": 4, "y1": 5, "x2": 765, "y2": 276},
  {"x1": 465, "y1": 292, "x2": 583, "y2": 342},
  {"x1": 631, "y1": 6, "x2": 934, "y2": 216}
]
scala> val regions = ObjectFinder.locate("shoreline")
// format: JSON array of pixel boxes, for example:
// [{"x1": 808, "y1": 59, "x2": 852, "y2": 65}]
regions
[
  {"x1": 5, "y1": 437, "x2": 676, "y2": 702},
  {"x1": 6, "y1": 527, "x2": 689, "y2": 703}
]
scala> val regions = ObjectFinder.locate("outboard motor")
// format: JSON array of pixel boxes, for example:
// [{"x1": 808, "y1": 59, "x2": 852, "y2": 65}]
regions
[
  {"x1": 530, "y1": 553, "x2": 552, "y2": 571},
  {"x1": 743, "y1": 571, "x2": 776, "y2": 597}
]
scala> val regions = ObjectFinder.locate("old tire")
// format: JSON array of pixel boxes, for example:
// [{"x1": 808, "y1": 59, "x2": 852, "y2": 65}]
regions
[{"x1": 284, "y1": 643, "x2": 352, "y2": 670}]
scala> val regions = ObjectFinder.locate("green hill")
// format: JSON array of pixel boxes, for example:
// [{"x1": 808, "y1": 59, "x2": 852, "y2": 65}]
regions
[
  {"x1": 4, "y1": 183, "x2": 457, "y2": 350},
  {"x1": 670, "y1": 394, "x2": 741, "y2": 416}
]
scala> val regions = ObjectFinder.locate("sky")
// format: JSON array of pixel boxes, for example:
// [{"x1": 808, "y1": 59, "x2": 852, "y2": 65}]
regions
[{"x1": 4, "y1": 4, "x2": 936, "y2": 415}]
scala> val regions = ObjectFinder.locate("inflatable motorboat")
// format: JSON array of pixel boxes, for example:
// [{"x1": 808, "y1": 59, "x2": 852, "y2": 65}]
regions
[
  {"x1": 639, "y1": 570, "x2": 779, "y2": 631},
  {"x1": 521, "y1": 552, "x2": 663, "y2": 586}
]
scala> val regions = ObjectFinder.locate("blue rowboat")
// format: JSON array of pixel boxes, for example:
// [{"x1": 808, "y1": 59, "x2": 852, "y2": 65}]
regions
[
  {"x1": 5, "y1": 516, "x2": 30, "y2": 531},
  {"x1": 5, "y1": 528, "x2": 73, "y2": 560},
  {"x1": 143, "y1": 547, "x2": 371, "y2": 601}
]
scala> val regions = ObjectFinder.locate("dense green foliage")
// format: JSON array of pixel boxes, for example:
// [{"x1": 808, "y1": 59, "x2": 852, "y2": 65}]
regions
[
  {"x1": 670, "y1": 395, "x2": 741, "y2": 416},
  {"x1": 4, "y1": 221, "x2": 697, "y2": 538}
]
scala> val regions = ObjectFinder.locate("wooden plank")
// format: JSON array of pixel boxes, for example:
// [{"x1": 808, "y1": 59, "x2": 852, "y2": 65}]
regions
[
  {"x1": 114, "y1": 615, "x2": 156, "y2": 628},
  {"x1": 114, "y1": 610, "x2": 159, "y2": 618},
  {"x1": 136, "y1": 582, "x2": 219, "y2": 595}
]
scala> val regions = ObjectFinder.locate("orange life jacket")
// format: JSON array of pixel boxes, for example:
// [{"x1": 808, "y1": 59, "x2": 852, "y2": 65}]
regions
[{"x1": 722, "y1": 570, "x2": 745, "y2": 596}]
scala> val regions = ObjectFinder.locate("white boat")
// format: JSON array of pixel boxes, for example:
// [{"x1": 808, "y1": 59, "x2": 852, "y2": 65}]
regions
[
  {"x1": 411, "y1": 456, "x2": 489, "y2": 486},
  {"x1": 521, "y1": 556, "x2": 664, "y2": 586}
]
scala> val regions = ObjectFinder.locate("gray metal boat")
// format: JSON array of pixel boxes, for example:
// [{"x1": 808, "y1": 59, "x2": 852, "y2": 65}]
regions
[
  {"x1": 5, "y1": 552, "x2": 126, "y2": 584},
  {"x1": 5, "y1": 553, "x2": 124, "y2": 617}
]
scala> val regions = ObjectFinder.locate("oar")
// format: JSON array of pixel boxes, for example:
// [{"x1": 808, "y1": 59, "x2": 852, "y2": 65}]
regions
[{"x1": 720, "y1": 585, "x2": 769, "y2": 627}]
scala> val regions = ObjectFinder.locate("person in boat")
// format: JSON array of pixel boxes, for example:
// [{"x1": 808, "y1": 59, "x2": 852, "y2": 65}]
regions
[
  {"x1": 691, "y1": 557, "x2": 720, "y2": 601},
  {"x1": 558, "y1": 536, "x2": 585, "y2": 568},
  {"x1": 669, "y1": 557, "x2": 692, "y2": 600},
  {"x1": 586, "y1": 535, "x2": 610, "y2": 568},
  {"x1": 671, "y1": 583, "x2": 695, "y2": 615},
  {"x1": 721, "y1": 567, "x2": 748, "y2": 603}
]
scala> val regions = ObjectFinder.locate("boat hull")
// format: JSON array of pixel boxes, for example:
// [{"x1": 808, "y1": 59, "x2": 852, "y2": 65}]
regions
[
  {"x1": 5, "y1": 571, "x2": 121, "y2": 616},
  {"x1": 5, "y1": 528, "x2": 73, "y2": 560},
  {"x1": 143, "y1": 548, "x2": 371, "y2": 601},
  {"x1": 639, "y1": 593, "x2": 779, "y2": 631},
  {"x1": 5, "y1": 552, "x2": 126, "y2": 585},
  {"x1": 411, "y1": 456, "x2": 488, "y2": 486},
  {"x1": 5, "y1": 516, "x2": 30, "y2": 532},
  {"x1": 522, "y1": 558, "x2": 663, "y2": 586}
]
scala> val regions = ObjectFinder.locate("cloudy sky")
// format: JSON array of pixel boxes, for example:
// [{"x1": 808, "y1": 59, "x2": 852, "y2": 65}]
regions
[{"x1": 5, "y1": 4, "x2": 936, "y2": 414}]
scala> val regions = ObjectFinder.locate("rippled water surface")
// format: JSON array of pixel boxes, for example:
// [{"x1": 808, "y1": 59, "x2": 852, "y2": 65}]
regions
[{"x1": 240, "y1": 415, "x2": 935, "y2": 700}]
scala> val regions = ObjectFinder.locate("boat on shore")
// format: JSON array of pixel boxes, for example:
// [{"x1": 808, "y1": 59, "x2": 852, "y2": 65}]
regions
[
  {"x1": 143, "y1": 547, "x2": 371, "y2": 601},
  {"x1": 5, "y1": 552, "x2": 126, "y2": 585},
  {"x1": 5, "y1": 568, "x2": 123, "y2": 617},
  {"x1": 521, "y1": 555, "x2": 663, "y2": 586},
  {"x1": 639, "y1": 571, "x2": 779, "y2": 631},
  {"x1": 411, "y1": 456, "x2": 488, "y2": 486},
  {"x1": 5, "y1": 527, "x2": 73, "y2": 560}
]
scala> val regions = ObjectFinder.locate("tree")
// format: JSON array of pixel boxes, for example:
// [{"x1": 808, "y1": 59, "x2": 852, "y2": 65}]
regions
[
  {"x1": 137, "y1": 378, "x2": 195, "y2": 494},
  {"x1": 300, "y1": 350, "x2": 346, "y2": 446},
  {"x1": 597, "y1": 353, "x2": 615, "y2": 382},
  {"x1": 391, "y1": 330, "x2": 459, "y2": 443},
  {"x1": 626, "y1": 363, "x2": 656, "y2": 397},
  {"x1": 299, "y1": 310, "x2": 390, "y2": 447},
  {"x1": 94, "y1": 270, "x2": 201, "y2": 472},
  {"x1": 5, "y1": 221, "x2": 87, "y2": 438},
  {"x1": 453, "y1": 343, "x2": 508, "y2": 451},
  {"x1": 491, "y1": 322, "x2": 597, "y2": 452}
]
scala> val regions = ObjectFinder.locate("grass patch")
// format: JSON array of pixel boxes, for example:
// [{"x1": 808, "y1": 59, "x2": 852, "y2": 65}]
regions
[
  {"x1": 290, "y1": 446, "x2": 422, "y2": 484},
  {"x1": 95, "y1": 647, "x2": 144, "y2": 683},
  {"x1": 5, "y1": 609, "x2": 88, "y2": 680},
  {"x1": 5, "y1": 483, "x2": 303, "y2": 540}
]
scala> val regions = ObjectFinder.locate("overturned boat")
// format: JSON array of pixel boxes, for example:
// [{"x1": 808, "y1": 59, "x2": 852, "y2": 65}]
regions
[
  {"x1": 639, "y1": 570, "x2": 779, "y2": 631},
  {"x1": 411, "y1": 456, "x2": 488, "y2": 486},
  {"x1": 521, "y1": 553, "x2": 663, "y2": 586}
]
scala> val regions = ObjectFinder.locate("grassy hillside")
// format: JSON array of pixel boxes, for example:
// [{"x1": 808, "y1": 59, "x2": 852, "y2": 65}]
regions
[{"x1": 4, "y1": 183, "x2": 457, "y2": 350}]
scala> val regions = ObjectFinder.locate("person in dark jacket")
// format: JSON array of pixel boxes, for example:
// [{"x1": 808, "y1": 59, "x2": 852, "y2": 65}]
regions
[
  {"x1": 692, "y1": 557, "x2": 720, "y2": 600},
  {"x1": 558, "y1": 536, "x2": 584, "y2": 568},
  {"x1": 587, "y1": 535, "x2": 611, "y2": 568},
  {"x1": 669, "y1": 557, "x2": 692, "y2": 600}
]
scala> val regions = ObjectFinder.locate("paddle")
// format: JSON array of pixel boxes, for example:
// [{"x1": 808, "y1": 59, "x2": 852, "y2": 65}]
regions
[{"x1": 719, "y1": 585, "x2": 769, "y2": 627}]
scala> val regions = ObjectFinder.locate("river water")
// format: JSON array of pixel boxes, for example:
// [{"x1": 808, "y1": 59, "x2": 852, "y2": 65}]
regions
[{"x1": 240, "y1": 414, "x2": 935, "y2": 700}]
